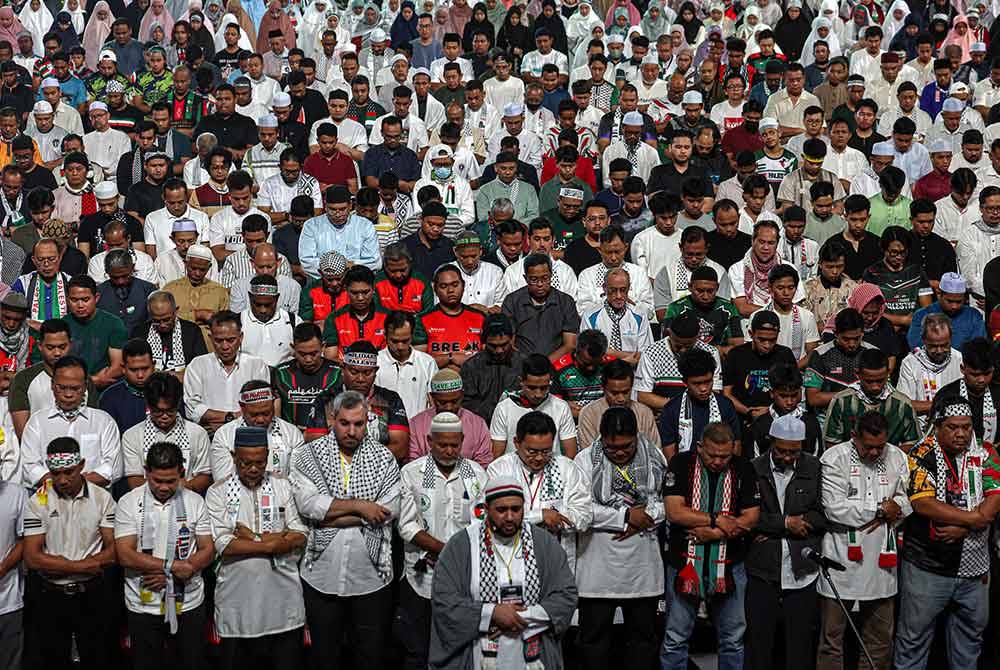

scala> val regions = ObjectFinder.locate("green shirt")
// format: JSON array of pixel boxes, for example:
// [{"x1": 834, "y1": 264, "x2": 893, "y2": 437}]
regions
[
  {"x1": 661, "y1": 296, "x2": 742, "y2": 347},
  {"x1": 866, "y1": 194, "x2": 912, "y2": 237},
  {"x1": 538, "y1": 177, "x2": 594, "y2": 216},
  {"x1": 131, "y1": 70, "x2": 173, "y2": 108},
  {"x1": 823, "y1": 387, "x2": 920, "y2": 447},
  {"x1": 542, "y1": 209, "x2": 585, "y2": 250},
  {"x1": 66, "y1": 310, "x2": 128, "y2": 375},
  {"x1": 804, "y1": 212, "x2": 846, "y2": 247}
]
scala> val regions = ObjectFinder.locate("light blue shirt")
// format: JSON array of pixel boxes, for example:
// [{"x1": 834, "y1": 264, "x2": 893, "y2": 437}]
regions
[{"x1": 299, "y1": 213, "x2": 382, "y2": 278}]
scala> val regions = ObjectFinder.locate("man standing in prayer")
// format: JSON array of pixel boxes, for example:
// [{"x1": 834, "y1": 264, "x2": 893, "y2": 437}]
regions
[
  {"x1": 290, "y1": 390, "x2": 400, "y2": 670},
  {"x1": 428, "y1": 473, "x2": 578, "y2": 669},
  {"x1": 397, "y1": 411, "x2": 488, "y2": 670},
  {"x1": 207, "y1": 425, "x2": 309, "y2": 670}
]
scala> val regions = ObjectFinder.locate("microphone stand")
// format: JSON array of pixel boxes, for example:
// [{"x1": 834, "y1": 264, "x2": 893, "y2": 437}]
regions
[{"x1": 816, "y1": 561, "x2": 878, "y2": 670}]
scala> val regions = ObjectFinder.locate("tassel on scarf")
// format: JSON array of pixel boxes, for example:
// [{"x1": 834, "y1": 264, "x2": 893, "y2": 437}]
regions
[{"x1": 847, "y1": 529, "x2": 863, "y2": 562}]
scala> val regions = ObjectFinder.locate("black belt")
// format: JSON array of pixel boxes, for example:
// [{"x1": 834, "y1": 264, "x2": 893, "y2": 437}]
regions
[{"x1": 39, "y1": 576, "x2": 99, "y2": 595}]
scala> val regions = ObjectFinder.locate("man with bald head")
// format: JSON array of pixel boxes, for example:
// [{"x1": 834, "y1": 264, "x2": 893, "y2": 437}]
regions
[{"x1": 228, "y1": 243, "x2": 302, "y2": 313}]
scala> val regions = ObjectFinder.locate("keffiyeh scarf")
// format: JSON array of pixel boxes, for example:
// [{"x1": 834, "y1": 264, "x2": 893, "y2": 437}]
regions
[
  {"x1": 676, "y1": 454, "x2": 735, "y2": 600},
  {"x1": 846, "y1": 447, "x2": 897, "y2": 567},
  {"x1": 141, "y1": 417, "x2": 191, "y2": 470},
  {"x1": 139, "y1": 486, "x2": 190, "y2": 634},
  {"x1": 0, "y1": 320, "x2": 29, "y2": 370},
  {"x1": 293, "y1": 434, "x2": 399, "y2": 579},
  {"x1": 743, "y1": 253, "x2": 777, "y2": 306},
  {"x1": 419, "y1": 455, "x2": 480, "y2": 531},
  {"x1": 148, "y1": 324, "x2": 187, "y2": 372},
  {"x1": 765, "y1": 302, "x2": 803, "y2": 357},
  {"x1": 224, "y1": 472, "x2": 277, "y2": 532},
  {"x1": 679, "y1": 391, "x2": 721, "y2": 454},
  {"x1": 604, "y1": 300, "x2": 627, "y2": 351},
  {"x1": 912, "y1": 347, "x2": 953, "y2": 375},
  {"x1": 928, "y1": 434, "x2": 990, "y2": 575},
  {"x1": 590, "y1": 434, "x2": 663, "y2": 508},
  {"x1": 960, "y1": 379, "x2": 997, "y2": 446},
  {"x1": 521, "y1": 457, "x2": 565, "y2": 509}
]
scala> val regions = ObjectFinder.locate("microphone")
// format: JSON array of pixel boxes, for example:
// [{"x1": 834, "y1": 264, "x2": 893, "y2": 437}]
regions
[{"x1": 801, "y1": 547, "x2": 847, "y2": 572}]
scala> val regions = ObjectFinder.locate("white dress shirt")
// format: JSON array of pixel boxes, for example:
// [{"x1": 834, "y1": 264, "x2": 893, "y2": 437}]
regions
[
  {"x1": 183, "y1": 352, "x2": 271, "y2": 423},
  {"x1": 20, "y1": 406, "x2": 122, "y2": 488},
  {"x1": 430, "y1": 56, "x2": 474, "y2": 83},
  {"x1": 484, "y1": 76, "x2": 526, "y2": 113},
  {"x1": 933, "y1": 194, "x2": 980, "y2": 244},
  {"x1": 257, "y1": 173, "x2": 323, "y2": 215},
  {"x1": 144, "y1": 205, "x2": 211, "y2": 254},
  {"x1": 457, "y1": 261, "x2": 503, "y2": 308},
  {"x1": 210, "y1": 417, "x2": 304, "y2": 482},
  {"x1": 88, "y1": 249, "x2": 158, "y2": 285},
  {"x1": 601, "y1": 140, "x2": 660, "y2": 188},
  {"x1": 490, "y1": 394, "x2": 577, "y2": 455},
  {"x1": 486, "y1": 128, "x2": 544, "y2": 171},
  {"x1": 770, "y1": 455, "x2": 819, "y2": 589},
  {"x1": 821, "y1": 145, "x2": 869, "y2": 182},
  {"x1": 410, "y1": 175, "x2": 475, "y2": 227},
  {"x1": 576, "y1": 262, "x2": 654, "y2": 320},
  {"x1": 956, "y1": 220, "x2": 1000, "y2": 296},
  {"x1": 897, "y1": 349, "x2": 963, "y2": 421},
  {"x1": 369, "y1": 112, "x2": 430, "y2": 153},
  {"x1": 83, "y1": 128, "x2": 132, "y2": 176},
  {"x1": 374, "y1": 347, "x2": 438, "y2": 419},
  {"x1": 0, "y1": 482, "x2": 24, "y2": 613}
]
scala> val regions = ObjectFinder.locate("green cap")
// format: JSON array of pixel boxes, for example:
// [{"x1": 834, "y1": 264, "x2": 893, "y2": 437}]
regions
[{"x1": 454, "y1": 230, "x2": 481, "y2": 248}]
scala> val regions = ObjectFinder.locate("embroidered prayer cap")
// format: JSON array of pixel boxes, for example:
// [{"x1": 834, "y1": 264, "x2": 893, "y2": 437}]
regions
[
  {"x1": 607, "y1": 33, "x2": 624, "y2": 45},
  {"x1": 641, "y1": 52, "x2": 659, "y2": 66},
  {"x1": 106, "y1": 79, "x2": 126, "y2": 94},
  {"x1": 503, "y1": 102, "x2": 525, "y2": 117},
  {"x1": 484, "y1": 474, "x2": 524, "y2": 503},
  {"x1": 186, "y1": 244, "x2": 213, "y2": 261},
  {"x1": 750, "y1": 310, "x2": 780, "y2": 331},
  {"x1": 972, "y1": 42, "x2": 987, "y2": 53},
  {"x1": 144, "y1": 151, "x2": 170, "y2": 164},
  {"x1": 272, "y1": 92, "x2": 292, "y2": 108},
  {"x1": 682, "y1": 90, "x2": 703, "y2": 106},
  {"x1": 234, "y1": 426, "x2": 269, "y2": 447},
  {"x1": 453, "y1": 231, "x2": 480, "y2": 248},
  {"x1": 758, "y1": 117, "x2": 779, "y2": 133},
  {"x1": 845, "y1": 74, "x2": 865, "y2": 90},
  {"x1": 430, "y1": 411, "x2": 463, "y2": 433},
  {"x1": 258, "y1": 114, "x2": 279, "y2": 128},
  {"x1": 89, "y1": 101, "x2": 109, "y2": 114},
  {"x1": 1, "y1": 293, "x2": 27, "y2": 311},
  {"x1": 16, "y1": 30, "x2": 30, "y2": 40},
  {"x1": 371, "y1": 28, "x2": 388, "y2": 42},
  {"x1": 41, "y1": 219, "x2": 70, "y2": 239},
  {"x1": 171, "y1": 218, "x2": 198, "y2": 234},
  {"x1": 32, "y1": 100, "x2": 52, "y2": 115},
  {"x1": 233, "y1": 76, "x2": 252, "y2": 89},
  {"x1": 558, "y1": 187, "x2": 585, "y2": 201},
  {"x1": 94, "y1": 181, "x2": 118, "y2": 199},
  {"x1": 942, "y1": 97, "x2": 965, "y2": 113},
  {"x1": 949, "y1": 82, "x2": 970, "y2": 95},
  {"x1": 319, "y1": 251, "x2": 349, "y2": 276},
  {"x1": 428, "y1": 144, "x2": 454, "y2": 160},
  {"x1": 41, "y1": 77, "x2": 61, "y2": 90},
  {"x1": 769, "y1": 414, "x2": 806, "y2": 441},
  {"x1": 430, "y1": 368, "x2": 464, "y2": 393},
  {"x1": 63, "y1": 151, "x2": 89, "y2": 168},
  {"x1": 928, "y1": 138, "x2": 953, "y2": 154},
  {"x1": 872, "y1": 141, "x2": 895, "y2": 157},
  {"x1": 939, "y1": 272, "x2": 967, "y2": 294},
  {"x1": 343, "y1": 341, "x2": 379, "y2": 368},
  {"x1": 411, "y1": 67, "x2": 431, "y2": 79},
  {"x1": 622, "y1": 111, "x2": 644, "y2": 126},
  {"x1": 389, "y1": 53, "x2": 408, "y2": 66},
  {"x1": 99, "y1": 49, "x2": 117, "y2": 62}
]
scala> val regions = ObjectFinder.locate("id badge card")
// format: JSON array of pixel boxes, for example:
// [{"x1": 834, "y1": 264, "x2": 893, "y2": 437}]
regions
[{"x1": 500, "y1": 584, "x2": 524, "y2": 605}]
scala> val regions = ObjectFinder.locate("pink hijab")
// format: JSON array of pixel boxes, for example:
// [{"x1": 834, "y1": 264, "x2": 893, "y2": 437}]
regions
[
  {"x1": 139, "y1": 0, "x2": 175, "y2": 42},
  {"x1": 942, "y1": 14, "x2": 975, "y2": 62},
  {"x1": 0, "y1": 8, "x2": 25, "y2": 48},
  {"x1": 823, "y1": 282, "x2": 886, "y2": 334},
  {"x1": 256, "y1": 0, "x2": 296, "y2": 52},
  {"x1": 604, "y1": 0, "x2": 640, "y2": 27},
  {"x1": 82, "y1": 1, "x2": 115, "y2": 70}
]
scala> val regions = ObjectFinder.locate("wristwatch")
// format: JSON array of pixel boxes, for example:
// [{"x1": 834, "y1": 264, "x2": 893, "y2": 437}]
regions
[{"x1": 710, "y1": 512, "x2": 718, "y2": 528}]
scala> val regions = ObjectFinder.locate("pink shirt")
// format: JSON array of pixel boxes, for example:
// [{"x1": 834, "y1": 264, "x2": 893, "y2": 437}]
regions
[{"x1": 407, "y1": 407, "x2": 493, "y2": 468}]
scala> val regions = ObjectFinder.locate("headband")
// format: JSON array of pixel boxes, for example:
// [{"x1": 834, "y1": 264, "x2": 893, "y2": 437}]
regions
[
  {"x1": 343, "y1": 351, "x2": 379, "y2": 368},
  {"x1": 249, "y1": 283, "x2": 280, "y2": 296},
  {"x1": 46, "y1": 452, "x2": 82, "y2": 470},
  {"x1": 239, "y1": 388, "x2": 274, "y2": 404}
]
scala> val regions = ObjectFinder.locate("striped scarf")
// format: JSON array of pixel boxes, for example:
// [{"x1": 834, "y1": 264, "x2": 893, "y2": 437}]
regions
[{"x1": 675, "y1": 455, "x2": 735, "y2": 601}]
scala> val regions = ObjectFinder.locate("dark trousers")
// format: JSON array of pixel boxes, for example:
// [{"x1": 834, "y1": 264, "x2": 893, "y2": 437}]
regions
[
  {"x1": 302, "y1": 580, "x2": 392, "y2": 670},
  {"x1": 577, "y1": 596, "x2": 659, "y2": 670},
  {"x1": 0, "y1": 609, "x2": 23, "y2": 670},
  {"x1": 127, "y1": 602, "x2": 206, "y2": 670},
  {"x1": 219, "y1": 628, "x2": 303, "y2": 670},
  {"x1": 394, "y1": 578, "x2": 432, "y2": 670},
  {"x1": 744, "y1": 574, "x2": 819, "y2": 670},
  {"x1": 26, "y1": 574, "x2": 109, "y2": 670}
]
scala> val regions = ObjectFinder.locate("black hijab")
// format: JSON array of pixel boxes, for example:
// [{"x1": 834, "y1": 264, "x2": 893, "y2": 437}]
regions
[
  {"x1": 773, "y1": 5, "x2": 811, "y2": 61},
  {"x1": 462, "y1": 2, "x2": 495, "y2": 52},
  {"x1": 496, "y1": 6, "x2": 532, "y2": 56},
  {"x1": 533, "y1": 0, "x2": 568, "y2": 54},
  {"x1": 677, "y1": 1, "x2": 703, "y2": 46}
]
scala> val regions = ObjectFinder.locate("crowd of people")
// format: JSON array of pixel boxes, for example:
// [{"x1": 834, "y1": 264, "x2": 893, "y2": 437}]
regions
[{"x1": 5, "y1": 0, "x2": 1000, "y2": 668}]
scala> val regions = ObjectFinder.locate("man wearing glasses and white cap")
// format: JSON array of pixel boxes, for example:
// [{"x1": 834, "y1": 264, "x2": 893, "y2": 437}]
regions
[{"x1": 83, "y1": 101, "x2": 132, "y2": 182}]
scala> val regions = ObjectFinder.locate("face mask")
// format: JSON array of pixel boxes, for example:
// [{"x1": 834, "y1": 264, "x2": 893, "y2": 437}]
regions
[
  {"x1": 433, "y1": 166, "x2": 452, "y2": 180},
  {"x1": 609, "y1": 48, "x2": 623, "y2": 59}
]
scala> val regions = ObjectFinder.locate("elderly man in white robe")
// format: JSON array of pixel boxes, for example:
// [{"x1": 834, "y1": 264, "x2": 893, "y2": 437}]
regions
[
  {"x1": 206, "y1": 425, "x2": 308, "y2": 670},
  {"x1": 211, "y1": 380, "x2": 304, "y2": 482},
  {"x1": 487, "y1": 411, "x2": 591, "y2": 573},
  {"x1": 429, "y1": 474, "x2": 578, "y2": 670},
  {"x1": 573, "y1": 406, "x2": 667, "y2": 670},
  {"x1": 83, "y1": 102, "x2": 132, "y2": 181},
  {"x1": 397, "y1": 411, "x2": 488, "y2": 670},
  {"x1": 577, "y1": 224, "x2": 654, "y2": 320}
]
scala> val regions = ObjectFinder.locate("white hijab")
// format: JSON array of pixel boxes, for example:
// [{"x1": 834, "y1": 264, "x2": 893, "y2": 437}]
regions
[
  {"x1": 801, "y1": 16, "x2": 842, "y2": 65},
  {"x1": 61, "y1": 0, "x2": 85, "y2": 35},
  {"x1": 881, "y1": 0, "x2": 910, "y2": 48},
  {"x1": 214, "y1": 12, "x2": 254, "y2": 50},
  {"x1": 18, "y1": 0, "x2": 52, "y2": 52},
  {"x1": 820, "y1": 0, "x2": 847, "y2": 44}
]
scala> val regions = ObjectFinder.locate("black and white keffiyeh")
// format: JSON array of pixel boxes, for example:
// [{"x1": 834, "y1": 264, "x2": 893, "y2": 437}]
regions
[
  {"x1": 679, "y1": 390, "x2": 721, "y2": 453},
  {"x1": 141, "y1": 417, "x2": 191, "y2": 470},
  {"x1": 477, "y1": 520, "x2": 541, "y2": 606},
  {"x1": 604, "y1": 300, "x2": 627, "y2": 350},
  {"x1": 590, "y1": 434, "x2": 663, "y2": 508},
  {"x1": 419, "y1": 455, "x2": 479, "y2": 531},
  {"x1": 293, "y1": 433, "x2": 399, "y2": 579},
  {"x1": 960, "y1": 379, "x2": 997, "y2": 445},
  {"x1": 224, "y1": 472, "x2": 277, "y2": 531},
  {"x1": 148, "y1": 324, "x2": 186, "y2": 371}
]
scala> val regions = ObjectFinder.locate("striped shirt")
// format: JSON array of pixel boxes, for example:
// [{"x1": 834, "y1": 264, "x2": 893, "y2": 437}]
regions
[{"x1": 823, "y1": 388, "x2": 921, "y2": 448}]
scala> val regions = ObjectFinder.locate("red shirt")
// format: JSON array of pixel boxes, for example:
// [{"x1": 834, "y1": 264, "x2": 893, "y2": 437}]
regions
[
  {"x1": 721, "y1": 125, "x2": 764, "y2": 158},
  {"x1": 374, "y1": 274, "x2": 433, "y2": 314},
  {"x1": 302, "y1": 283, "x2": 350, "y2": 322},
  {"x1": 322, "y1": 306, "x2": 388, "y2": 350},
  {"x1": 419, "y1": 306, "x2": 485, "y2": 355},
  {"x1": 911, "y1": 170, "x2": 952, "y2": 203},
  {"x1": 540, "y1": 156, "x2": 598, "y2": 193},
  {"x1": 303, "y1": 151, "x2": 358, "y2": 188}
]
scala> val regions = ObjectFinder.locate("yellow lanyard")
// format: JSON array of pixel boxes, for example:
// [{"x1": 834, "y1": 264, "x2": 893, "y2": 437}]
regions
[
  {"x1": 340, "y1": 451, "x2": 351, "y2": 491},
  {"x1": 615, "y1": 465, "x2": 635, "y2": 487},
  {"x1": 494, "y1": 529, "x2": 522, "y2": 583}
]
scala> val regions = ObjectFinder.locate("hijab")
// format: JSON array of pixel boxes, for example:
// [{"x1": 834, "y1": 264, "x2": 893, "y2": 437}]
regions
[
  {"x1": 676, "y1": 1, "x2": 703, "y2": 45},
  {"x1": 485, "y1": 0, "x2": 506, "y2": 30},
  {"x1": 390, "y1": 0, "x2": 418, "y2": 47},
  {"x1": 225, "y1": 0, "x2": 256, "y2": 45},
  {"x1": 204, "y1": 0, "x2": 225, "y2": 25},
  {"x1": 214, "y1": 12, "x2": 253, "y2": 49},
  {"x1": 942, "y1": 13, "x2": 975, "y2": 62},
  {"x1": 47, "y1": 10, "x2": 79, "y2": 48},
  {"x1": 19, "y1": 0, "x2": 53, "y2": 51},
  {"x1": 880, "y1": 0, "x2": 910, "y2": 48},
  {"x1": 496, "y1": 5, "x2": 532, "y2": 54},
  {"x1": 139, "y1": 0, "x2": 174, "y2": 42},
  {"x1": 567, "y1": 1, "x2": 601, "y2": 47},
  {"x1": 605, "y1": 0, "x2": 640, "y2": 27},
  {"x1": 820, "y1": 0, "x2": 846, "y2": 44},
  {"x1": 61, "y1": 0, "x2": 85, "y2": 35},
  {"x1": 801, "y1": 16, "x2": 841, "y2": 65},
  {"x1": 256, "y1": 0, "x2": 296, "y2": 51},
  {"x1": 462, "y1": 2, "x2": 494, "y2": 51},
  {"x1": 774, "y1": 3, "x2": 811, "y2": 61},
  {"x1": 846, "y1": 4, "x2": 877, "y2": 46},
  {"x1": 738, "y1": 6, "x2": 762, "y2": 41},
  {"x1": 449, "y1": 0, "x2": 473, "y2": 38},
  {"x1": 353, "y1": 2, "x2": 382, "y2": 46},
  {"x1": 188, "y1": 12, "x2": 216, "y2": 54},
  {"x1": 534, "y1": 0, "x2": 569, "y2": 54},
  {"x1": 890, "y1": 14, "x2": 923, "y2": 59},
  {"x1": 640, "y1": 3, "x2": 670, "y2": 40}
]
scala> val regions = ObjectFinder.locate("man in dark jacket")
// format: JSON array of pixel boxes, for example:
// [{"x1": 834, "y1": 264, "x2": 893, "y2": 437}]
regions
[
  {"x1": 459, "y1": 313, "x2": 525, "y2": 422},
  {"x1": 745, "y1": 413, "x2": 827, "y2": 670}
]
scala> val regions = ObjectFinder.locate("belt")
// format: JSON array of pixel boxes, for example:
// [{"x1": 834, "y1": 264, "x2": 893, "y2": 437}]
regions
[{"x1": 39, "y1": 577, "x2": 99, "y2": 595}]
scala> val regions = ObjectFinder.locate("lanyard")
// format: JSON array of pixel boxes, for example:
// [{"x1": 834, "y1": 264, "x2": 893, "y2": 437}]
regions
[
  {"x1": 522, "y1": 467, "x2": 544, "y2": 507},
  {"x1": 339, "y1": 451, "x2": 351, "y2": 491},
  {"x1": 494, "y1": 529, "x2": 521, "y2": 583},
  {"x1": 615, "y1": 465, "x2": 636, "y2": 487}
]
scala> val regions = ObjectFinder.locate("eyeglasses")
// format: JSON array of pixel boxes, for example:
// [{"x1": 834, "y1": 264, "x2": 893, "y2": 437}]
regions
[{"x1": 526, "y1": 275, "x2": 551, "y2": 285}]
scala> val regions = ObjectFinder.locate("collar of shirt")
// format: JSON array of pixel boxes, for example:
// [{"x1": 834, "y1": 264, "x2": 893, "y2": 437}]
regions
[
  {"x1": 48, "y1": 405, "x2": 90, "y2": 420},
  {"x1": 247, "y1": 309, "x2": 283, "y2": 326}
]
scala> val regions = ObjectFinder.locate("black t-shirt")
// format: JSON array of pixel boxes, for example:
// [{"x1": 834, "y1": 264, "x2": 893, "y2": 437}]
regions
[
  {"x1": 647, "y1": 164, "x2": 714, "y2": 199},
  {"x1": 193, "y1": 112, "x2": 257, "y2": 153},
  {"x1": 78, "y1": 211, "x2": 145, "y2": 251},
  {"x1": 750, "y1": 410, "x2": 824, "y2": 458},
  {"x1": 911, "y1": 230, "x2": 957, "y2": 282},
  {"x1": 273, "y1": 224, "x2": 302, "y2": 265},
  {"x1": 124, "y1": 181, "x2": 166, "y2": 219},
  {"x1": 563, "y1": 237, "x2": 602, "y2": 275},
  {"x1": 706, "y1": 230, "x2": 752, "y2": 270},
  {"x1": 279, "y1": 120, "x2": 310, "y2": 162},
  {"x1": 22, "y1": 167, "x2": 57, "y2": 192},
  {"x1": 847, "y1": 130, "x2": 886, "y2": 157},
  {"x1": 292, "y1": 89, "x2": 330, "y2": 129},
  {"x1": 212, "y1": 48, "x2": 242, "y2": 79},
  {"x1": 722, "y1": 342, "x2": 799, "y2": 412},
  {"x1": 272, "y1": 360, "x2": 343, "y2": 431},
  {"x1": 862, "y1": 317, "x2": 902, "y2": 358},
  {"x1": 663, "y1": 451, "x2": 760, "y2": 568},
  {"x1": 840, "y1": 232, "x2": 882, "y2": 280}
]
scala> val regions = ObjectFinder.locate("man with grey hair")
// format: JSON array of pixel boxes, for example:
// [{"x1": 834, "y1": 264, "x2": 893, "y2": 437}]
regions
[
  {"x1": 130, "y1": 290, "x2": 208, "y2": 380},
  {"x1": 88, "y1": 219, "x2": 158, "y2": 285},
  {"x1": 183, "y1": 132, "x2": 220, "y2": 188},
  {"x1": 96, "y1": 248, "x2": 159, "y2": 332},
  {"x1": 228, "y1": 243, "x2": 302, "y2": 314},
  {"x1": 470, "y1": 196, "x2": 516, "y2": 259},
  {"x1": 290, "y1": 389, "x2": 401, "y2": 670},
  {"x1": 898, "y1": 313, "x2": 964, "y2": 424}
]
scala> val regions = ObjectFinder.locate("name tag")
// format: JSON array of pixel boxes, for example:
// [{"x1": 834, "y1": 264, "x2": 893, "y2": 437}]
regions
[{"x1": 500, "y1": 584, "x2": 524, "y2": 605}]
